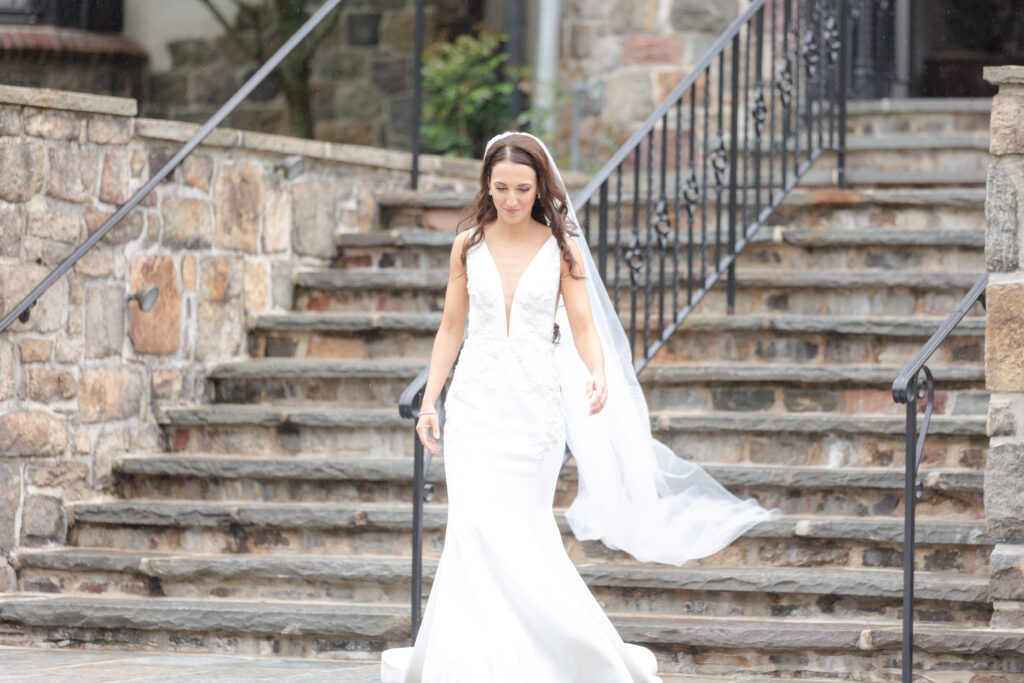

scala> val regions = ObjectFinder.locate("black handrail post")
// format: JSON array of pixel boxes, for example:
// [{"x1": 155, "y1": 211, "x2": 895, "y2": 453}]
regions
[
  {"x1": 725, "y1": 33, "x2": 741, "y2": 315},
  {"x1": 902, "y1": 384, "x2": 917, "y2": 681},
  {"x1": 410, "y1": 0, "x2": 424, "y2": 190},
  {"x1": 410, "y1": 424, "x2": 426, "y2": 643},
  {"x1": 837, "y1": 0, "x2": 848, "y2": 188}
]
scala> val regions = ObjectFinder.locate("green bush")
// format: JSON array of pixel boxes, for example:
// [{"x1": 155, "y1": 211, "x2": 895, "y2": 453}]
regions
[{"x1": 421, "y1": 29, "x2": 530, "y2": 158}]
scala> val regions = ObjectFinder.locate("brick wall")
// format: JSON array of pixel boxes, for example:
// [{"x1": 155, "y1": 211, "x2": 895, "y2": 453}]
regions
[{"x1": 0, "y1": 84, "x2": 478, "y2": 590}]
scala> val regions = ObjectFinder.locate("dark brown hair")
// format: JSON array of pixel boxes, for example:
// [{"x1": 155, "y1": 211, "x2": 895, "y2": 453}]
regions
[{"x1": 456, "y1": 134, "x2": 582, "y2": 285}]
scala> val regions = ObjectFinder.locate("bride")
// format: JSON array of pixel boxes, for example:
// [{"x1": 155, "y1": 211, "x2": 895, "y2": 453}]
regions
[{"x1": 380, "y1": 132, "x2": 779, "y2": 682}]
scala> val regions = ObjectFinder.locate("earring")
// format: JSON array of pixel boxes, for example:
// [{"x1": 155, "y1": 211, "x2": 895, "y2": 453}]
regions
[{"x1": 488, "y1": 190, "x2": 492, "y2": 195}]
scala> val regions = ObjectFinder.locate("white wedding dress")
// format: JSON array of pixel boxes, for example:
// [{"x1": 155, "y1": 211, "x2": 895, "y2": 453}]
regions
[{"x1": 381, "y1": 226, "x2": 661, "y2": 682}]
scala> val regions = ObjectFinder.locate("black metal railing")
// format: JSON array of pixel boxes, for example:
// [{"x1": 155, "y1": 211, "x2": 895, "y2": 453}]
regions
[
  {"x1": 891, "y1": 272, "x2": 988, "y2": 681},
  {"x1": 400, "y1": 0, "x2": 849, "y2": 644},
  {"x1": 0, "y1": 0, "x2": 350, "y2": 336}
]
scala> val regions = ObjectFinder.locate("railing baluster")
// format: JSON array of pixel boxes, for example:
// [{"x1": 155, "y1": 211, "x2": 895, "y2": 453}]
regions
[
  {"x1": 726, "y1": 34, "x2": 741, "y2": 314},
  {"x1": 674, "y1": 98, "x2": 683, "y2": 318},
  {"x1": 644, "y1": 129, "x2": 655, "y2": 357},
  {"x1": 598, "y1": 181, "x2": 609, "y2": 285}
]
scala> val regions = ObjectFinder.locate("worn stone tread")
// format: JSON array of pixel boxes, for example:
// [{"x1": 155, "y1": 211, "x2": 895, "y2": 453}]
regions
[
  {"x1": 112, "y1": 454, "x2": 983, "y2": 494},
  {"x1": 643, "y1": 363, "x2": 984, "y2": 385},
  {"x1": 2, "y1": 596, "x2": 1020, "y2": 655},
  {"x1": 208, "y1": 358, "x2": 425, "y2": 380},
  {"x1": 249, "y1": 310, "x2": 985, "y2": 338},
  {"x1": 333, "y1": 226, "x2": 985, "y2": 252},
  {"x1": 11, "y1": 550, "x2": 988, "y2": 603},
  {"x1": 654, "y1": 412, "x2": 986, "y2": 436},
  {"x1": 155, "y1": 404, "x2": 405, "y2": 428},
  {"x1": 799, "y1": 168, "x2": 987, "y2": 187},
  {"x1": 66, "y1": 500, "x2": 988, "y2": 545},
  {"x1": 845, "y1": 98, "x2": 991, "y2": 115},
  {"x1": 154, "y1": 403, "x2": 985, "y2": 436},
  {"x1": 294, "y1": 268, "x2": 983, "y2": 292}
]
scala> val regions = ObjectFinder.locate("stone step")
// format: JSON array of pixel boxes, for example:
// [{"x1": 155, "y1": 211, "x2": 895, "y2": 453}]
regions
[
  {"x1": 203, "y1": 358, "x2": 985, "y2": 416},
  {"x1": 293, "y1": 266, "x2": 985, "y2": 318},
  {"x1": 11, "y1": 549, "x2": 990, "y2": 626},
  {"x1": 334, "y1": 226, "x2": 984, "y2": 279},
  {"x1": 367, "y1": 186, "x2": 986, "y2": 237},
  {"x1": 156, "y1": 402, "x2": 987, "y2": 470},
  {"x1": 798, "y1": 167, "x2": 987, "y2": 187},
  {"x1": 112, "y1": 454, "x2": 984, "y2": 520},
  {"x1": 844, "y1": 98, "x2": 991, "y2": 136},
  {"x1": 2, "y1": 595, "x2": 1019, "y2": 676},
  {"x1": 64, "y1": 500, "x2": 992, "y2": 573},
  {"x1": 246, "y1": 311, "x2": 985, "y2": 366}
]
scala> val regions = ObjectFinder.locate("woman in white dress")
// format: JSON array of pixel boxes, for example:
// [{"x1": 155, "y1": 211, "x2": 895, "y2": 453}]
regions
[{"x1": 381, "y1": 133, "x2": 779, "y2": 683}]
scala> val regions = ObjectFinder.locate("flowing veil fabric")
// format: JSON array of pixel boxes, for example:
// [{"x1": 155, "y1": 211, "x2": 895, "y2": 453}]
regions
[{"x1": 486, "y1": 132, "x2": 781, "y2": 566}]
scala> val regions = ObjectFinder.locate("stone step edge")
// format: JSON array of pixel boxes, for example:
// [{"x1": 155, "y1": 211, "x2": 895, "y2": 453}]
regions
[
  {"x1": 371, "y1": 187, "x2": 986, "y2": 211},
  {"x1": 113, "y1": 455, "x2": 984, "y2": 494},
  {"x1": 206, "y1": 359, "x2": 985, "y2": 387},
  {"x1": 1, "y1": 595, "x2": 1020, "y2": 655},
  {"x1": 64, "y1": 502, "x2": 990, "y2": 546},
  {"x1": 12, "y1": 548, "x2": 991, "y2": 602},
  {"x1": 845, "y1": 98, "x2": 991, "y2": 115},
  {"x1": 11, "y1": 549, "x2": 988, "y2": 603},
  {"x1": 294, "y1": 268, "x2": 984, "y2": 291},
  {"x1": 334, "y1": 227, "x2": 985, "y2": 250},
  {"x1": 154, "y1": 404, "x2": 986, "y2": 436},
  {"x1": 248, "y1": 312, "x2": 987, "y2": 337}
]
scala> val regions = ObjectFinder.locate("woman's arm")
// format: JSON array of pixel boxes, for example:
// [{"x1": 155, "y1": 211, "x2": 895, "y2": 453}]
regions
[
  {"x1": 560, "y1": 238, "x2": 607, "y2": 415},
  {"x1": 421, "y1": 231, "x2": 470, "y2": 410}
]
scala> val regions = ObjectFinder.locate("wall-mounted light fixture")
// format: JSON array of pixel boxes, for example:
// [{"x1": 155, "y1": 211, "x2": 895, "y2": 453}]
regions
[
  {"x1": 275, "y1": 155, "x2": 305, "y2": 180},
  {"x1": 129, "y1": 285, "x2": 160, "y2": 312}
]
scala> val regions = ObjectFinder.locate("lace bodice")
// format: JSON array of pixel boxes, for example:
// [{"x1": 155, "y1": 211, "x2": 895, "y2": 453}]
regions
[{"x1": 464, "y1": 227, "x2": 560, "y2": 344}]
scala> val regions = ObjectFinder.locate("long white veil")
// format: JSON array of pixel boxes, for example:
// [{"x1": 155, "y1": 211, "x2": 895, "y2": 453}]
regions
[{"x1": 484, "y1": 131, "x2": 780, "y2": 566}]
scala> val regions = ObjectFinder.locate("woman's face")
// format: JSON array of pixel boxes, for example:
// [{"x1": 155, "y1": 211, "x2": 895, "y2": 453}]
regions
[{"x1": 488, "y1": 160, "x2": 538, "y2": 226}]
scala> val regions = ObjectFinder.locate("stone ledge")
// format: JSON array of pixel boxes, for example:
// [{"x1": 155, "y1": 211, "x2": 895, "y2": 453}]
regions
[
  {"x1": 846, "y1": 98, "x2": 992, "y2": 115},
  {"x1": 247, "y1": 311, "x2": 986, "y2": 337},
  {"x1": 0, "y1": 596, "x2": 406, "y2": 639},
  {"x1": 0, "y1": 84, "x2": 136, "y2": 117},
  {"x1": 155, "y1": 404, "x2": 405, "y2": 428},
  {"x1": 65, "y1": 501, "x2": 990, "y2": 545},
  {"x1": 111, "y1": 454, "x2": 984, "y2": 494},
  {"x1": 644, "y1": 363, "x2": 984, "y2": 385},
  {"x1": 296, "y1": 267, "x2": 984, "y2": 292},
  {"x1": 984, "y1": 66, "x2": 1024, "y2": 86},
  {"x1": 656, "y1": 412, "x2": 986, "y2": 436},
  {"x1": 12, "y1": 549, "x2": 988, "y2": 603},
  {"x1": 209, "y1": 358, "x2": 425, "y2": 380}
]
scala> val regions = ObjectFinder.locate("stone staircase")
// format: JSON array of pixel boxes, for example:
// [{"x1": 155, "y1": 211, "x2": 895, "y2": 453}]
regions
[{"x1": 3, "y1": 99, "x2": 1020, "y2": 678}]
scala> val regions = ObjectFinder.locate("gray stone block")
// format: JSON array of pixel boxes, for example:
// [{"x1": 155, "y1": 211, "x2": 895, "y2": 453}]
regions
[
  {"x1": 986, "y1": 164, "x2": 1020, "y2": 271},
  {"x1": 986, "y1": 442, "x2": 1024, "y2": 543},
  {"x1": 990, "y1": 544, "x2": 1024, "y2": 601},
  {"x1": 84, "y1": 285, "x2": 124, "y2": 359}
]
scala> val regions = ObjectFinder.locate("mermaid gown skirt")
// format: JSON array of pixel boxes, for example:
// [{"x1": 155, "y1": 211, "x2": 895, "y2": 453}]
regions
[{"x1": 381, "y1": 229, "x2": 661, "y2": 682}]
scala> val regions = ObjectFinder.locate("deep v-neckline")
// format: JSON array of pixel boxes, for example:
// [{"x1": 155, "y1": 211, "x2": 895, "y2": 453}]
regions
[{"x1": 480, "y1": 231, "x2": 554, "y2": 337}]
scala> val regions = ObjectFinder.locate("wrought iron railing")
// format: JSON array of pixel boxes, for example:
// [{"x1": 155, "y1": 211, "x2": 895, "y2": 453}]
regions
[
  {"x1": 891, "y1": 272, "x2": 988, "y2": 681},
  {"x1": 400, "y1": 0, "x2": 850, "y2": 644},
  {"x1": 0, "y1": 0, "x2": 351, "y2": 335}
]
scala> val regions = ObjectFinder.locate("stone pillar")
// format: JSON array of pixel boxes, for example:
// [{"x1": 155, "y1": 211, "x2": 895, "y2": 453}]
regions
[{"x1": 983, "y1": 65, "x2": 1024, "y2": 628}]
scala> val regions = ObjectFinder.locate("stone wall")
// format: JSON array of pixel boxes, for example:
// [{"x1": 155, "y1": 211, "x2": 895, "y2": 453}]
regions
[
  {"x1": 0, "y1": 84, "x2": 478, "y2": 591},
  {"x1": 983, "y1": 65, "x2": 1024, "y2": 628},
  {"x1": 556, "y1": 0, "x2": 743, "y2": 168}
]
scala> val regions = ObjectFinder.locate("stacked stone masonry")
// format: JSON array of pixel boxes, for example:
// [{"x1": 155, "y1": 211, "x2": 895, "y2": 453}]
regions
[
  {"x1": 983, "y1": 65, "x2": 1024, "y2": 632},
  {"x1": 0, "y1": 83, "x2": 479, "y2": 592}
]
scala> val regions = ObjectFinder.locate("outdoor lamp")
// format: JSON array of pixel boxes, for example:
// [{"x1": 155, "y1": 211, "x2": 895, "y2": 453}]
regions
[
  {"x1": 130, "y1": 285, "x2": 160, "y2": 312},
  {"x1": 276, "y1": 155, "x2": 305, "y2": 180}
]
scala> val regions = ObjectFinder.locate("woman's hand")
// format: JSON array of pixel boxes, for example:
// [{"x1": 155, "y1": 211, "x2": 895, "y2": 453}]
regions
[
  {"x1": 416, "y1": 412, "x2": 441, "y2": 454},
  {"x1": 586, "y1": 373, "x2": 608, "y2": 415}
]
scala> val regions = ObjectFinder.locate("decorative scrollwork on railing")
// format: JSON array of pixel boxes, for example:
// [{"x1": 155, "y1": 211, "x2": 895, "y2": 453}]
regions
[
  {"x1": 751, "y1": 85, "x2": 768, "y2": 136},
  {"x1": 710, "y1": 137, "x2": 729, "y2": 188},
  {"x1": 653, "y1": 197, "x2": 672, "y2": 249},
  {"x1": 801, "y1": 29, "x2": 820, "y2": 79},
  {"x1": 823, "y1": 14, "x2": 841, "y2": 65},
  {"x1": 682, "y1": 172, "x2": 700, "y2": 217},
  {"x1": 624, "y1": 234, "x2": 645, "y2": 286},
  {"x1": 775, "y1": 55, "x2": 794, "y2": 108}
]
